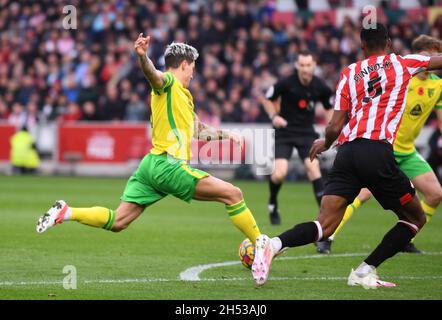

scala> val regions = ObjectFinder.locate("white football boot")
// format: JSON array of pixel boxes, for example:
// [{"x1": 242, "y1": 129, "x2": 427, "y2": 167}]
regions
[
  {"x1": 36, "y1": 200, "x2": 69, "y2": 233},
  {"x1": 252, "y1": 234, "x2": 276, "y2": 285},
  {"x1": 347, "y1": 268, "x2": 396, "y2": 289}
]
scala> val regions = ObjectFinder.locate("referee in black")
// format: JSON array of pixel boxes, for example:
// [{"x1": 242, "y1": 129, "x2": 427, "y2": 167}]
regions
[{"x1": 262, "y1": 50, "x2": 333, "y2": 225}]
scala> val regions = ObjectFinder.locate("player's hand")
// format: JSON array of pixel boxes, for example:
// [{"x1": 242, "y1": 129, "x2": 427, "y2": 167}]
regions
[
  {"x1": 309, "y1": 138, "x2": 327, "y2": 162},
  {"x1": 272, "y1": 115, "x2": 288, "y2": 128},
  {"x1": 229, "y1": 132, "x2": 244, "y2": 151},
  {"x1": 134, "y1": 33, "x2": 150, "y2": 57}
]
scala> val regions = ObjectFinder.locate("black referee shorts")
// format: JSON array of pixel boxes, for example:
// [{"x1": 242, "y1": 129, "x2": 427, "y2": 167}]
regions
[
  {"x1": 275, "y1": 134, "x2": 318, "y2": 160},
  {"x1": 324, "y1": 138, "x2": 415, "y2": 210}
]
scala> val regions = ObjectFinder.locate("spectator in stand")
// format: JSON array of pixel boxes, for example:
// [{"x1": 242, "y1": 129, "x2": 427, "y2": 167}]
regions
[
  {"x1": 0, "y1": 98, "x2": 9, "y2": 120},
  {"x1": 8, "y1": 103, "x2": 27, "y2": 129},
  {"x1": 125, "y1": 93, "x2": 147, "y2": 122},
  {"x1": 59, "y1": 102, "x2": 82, "y2": 123},
  {"x1": 0, "y1": 0, "x2": 439, "y2": 126},
  {"x1": 102, "y1": 86, "x2": 125, "y2": 121},
  {"x1": 81, "y1": 101, "x2": 101, "y2": 122}
]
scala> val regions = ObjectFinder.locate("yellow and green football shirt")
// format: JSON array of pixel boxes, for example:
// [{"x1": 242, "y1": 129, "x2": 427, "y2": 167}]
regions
[
  {"x1": 149, "y1": 72, "x2": 195, "y2": 161},
  {"x1": 394, "y1": 73, "x2": 442, "y2": 154}
]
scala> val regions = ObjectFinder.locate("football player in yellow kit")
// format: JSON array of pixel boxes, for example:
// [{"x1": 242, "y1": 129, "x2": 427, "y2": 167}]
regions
[{"x1": 36, "y1": 34, "x2": 267, "y2": 255}]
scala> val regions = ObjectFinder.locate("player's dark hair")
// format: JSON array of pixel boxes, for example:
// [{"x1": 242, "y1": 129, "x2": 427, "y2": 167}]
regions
[
  {"x1": 412, "y1": 35, "x2": 442, "y2": 53},
  {"x1": 298, "y1": 50, "x2": 314, "y2": 59},
  {"x1": 164, "y1": 42, "x2": 199, "y2": 69},
  {"x1": 360, "y1": 23, "x2": 389, "y2": 51}
]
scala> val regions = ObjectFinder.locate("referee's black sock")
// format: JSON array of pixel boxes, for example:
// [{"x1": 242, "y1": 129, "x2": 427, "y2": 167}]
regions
[
  {"x1": 312, "y1": 178, "x2": 324, "y2": 206},
  {"x1": 364, "y1": 222, "x2": 418, "y2": 268},
  {"x1": 269, "y1": 177, "x2": 282, "y2": 206},
  {"x1": 278, "y1": 221, "x2": 319, "y2": 248}
]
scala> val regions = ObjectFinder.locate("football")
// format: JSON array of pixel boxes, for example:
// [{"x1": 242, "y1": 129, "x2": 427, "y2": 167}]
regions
[{"x1": 238, "y1": 238, "x2": 255, "y2": 269}]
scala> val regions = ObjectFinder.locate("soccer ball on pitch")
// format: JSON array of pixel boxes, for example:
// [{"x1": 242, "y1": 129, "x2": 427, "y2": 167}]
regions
[{"x1": 238, "y1": 238, "x2": 255, "y2": 269}]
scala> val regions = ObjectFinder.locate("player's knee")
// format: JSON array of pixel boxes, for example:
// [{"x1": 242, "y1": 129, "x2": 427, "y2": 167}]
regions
[
  {"x1": 272, "y1": 171, "x2": 286, "y2": 184},
  {"x1": 425, "y1": 189, "x2": 442, "y2": 207},
  {"x1": 416, "y1": 211, "x2": 427, "y2": 229},
  {"x1": 226, "y1": 185, "x2": 243, "y2": 204},
  {"x1": 111, "y1": 221, "x2": 128, "y2": 232},
  {"x1": 111, "y1": 211, "x2": 130, "y2": 232}
]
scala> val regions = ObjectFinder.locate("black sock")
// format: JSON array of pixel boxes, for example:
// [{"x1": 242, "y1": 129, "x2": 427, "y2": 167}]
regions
[
  {"x1": 278, "y1": 221, "x2": 318, "y2": 248},
  {"x1": 269, "y1": 177, "x2": 282, "y2": 206},
  {"x1": 365, "y1": 222, "x2": 417, "y2": 268},
  {"x1": 312, "y1": 178, "x2": 324, "y2": 206}
]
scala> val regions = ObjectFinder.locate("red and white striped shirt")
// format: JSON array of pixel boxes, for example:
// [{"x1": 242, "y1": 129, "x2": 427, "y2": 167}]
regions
[{"x1": 334, "y1": 53, "x2": 430, "y2": 145}]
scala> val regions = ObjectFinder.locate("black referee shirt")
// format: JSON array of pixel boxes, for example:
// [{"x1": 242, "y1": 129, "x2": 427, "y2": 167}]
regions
[{"x1": 265, "y1": 70, "x2": 333, "y2": 137}]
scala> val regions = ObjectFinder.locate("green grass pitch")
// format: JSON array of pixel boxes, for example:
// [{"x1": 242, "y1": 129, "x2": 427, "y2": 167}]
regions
[{"x1": 1, "y1": 175, "x2": 441, "y2": 300}]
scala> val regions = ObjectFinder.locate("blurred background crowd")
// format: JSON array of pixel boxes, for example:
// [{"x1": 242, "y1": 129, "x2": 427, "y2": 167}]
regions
[{"x1": 0, "y1": 0, "x2": 441, "y2": 132}]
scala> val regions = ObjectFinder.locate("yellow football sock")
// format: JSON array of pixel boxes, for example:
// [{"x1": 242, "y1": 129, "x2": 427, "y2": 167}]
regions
[
  {"x1": 331, "y1": 197, "x2": 362, "y2": 239},
  {"x1": 70, "y1": 207, "x2": 116, "y2": 230},
  {"x1": 226, "y1": 199, "x2": 261, "y2": 245},
  {"x1": 421, "y1": 200, "x2": 437, "y2": 223}
]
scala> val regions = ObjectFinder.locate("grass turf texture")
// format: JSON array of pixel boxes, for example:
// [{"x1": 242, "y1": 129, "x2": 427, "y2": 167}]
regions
[{"x1": 0, "y1": 175, "x2": 441, "y2": 300}]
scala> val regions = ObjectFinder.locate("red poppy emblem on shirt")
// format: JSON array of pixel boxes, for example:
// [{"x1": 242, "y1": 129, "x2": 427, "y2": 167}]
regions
[
  {"x1": 418, "y1": 87, "x2": 424, "y2": 96},
  {"x1": 299, "y1": 99, "x2": 307, "y2": 109}
]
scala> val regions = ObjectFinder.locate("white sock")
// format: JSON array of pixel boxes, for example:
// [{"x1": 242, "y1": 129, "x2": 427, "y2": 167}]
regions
[
  {"x1": 355, "y1": 262, "x2": 375, "y2": 276},
  {"x1": 271, "y1": 237, "x2": 282, "y2": 253},
  {"x1": 63, "y1": 207, "x2": 72, "y2": 221},
  {"x1": 328, "y1": 235, "x2": 334, "y2": 241}
]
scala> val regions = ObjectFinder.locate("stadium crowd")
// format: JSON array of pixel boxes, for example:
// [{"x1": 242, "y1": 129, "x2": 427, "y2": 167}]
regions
[{"x1": 0, "y1": 0, "x2": 441, "y2": 131}]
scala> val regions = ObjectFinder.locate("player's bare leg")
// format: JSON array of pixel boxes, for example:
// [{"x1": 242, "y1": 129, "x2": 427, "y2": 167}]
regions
[
  {"x1": 402, "y1": 171, "x2": 442, "y2": 252},
  {"x1": 112, "y1": 201, "x2": 145, "y2": 232},
  {"x1": 268, "y1": 159, "x2": 288, "y2": 225},
  {"x1": 194, "y1": 175, "x2": 262, "y2": 245},
  {"x1": 412, "y1": 171, "x2": 442, "y2": 221},
  {"x1": 318, "y1": 188, "x2": 373, "y2": 254}
]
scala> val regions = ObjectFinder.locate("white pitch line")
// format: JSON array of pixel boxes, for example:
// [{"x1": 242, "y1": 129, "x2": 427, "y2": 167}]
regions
[
  {"x1": 0, "y1": 278, "x2": 176, "y2": 286},
  {"x1": 2, "y1": 252, "x2": 442, "y2": 286},
  {"x1": 179, "y1": 252, "x2": 442, "y2": 281},
  {"x1": 2, "y1": 275, "x2": 442, "y2": 287},
  {"x1": 179, "y1": 260, "x2": 241, "y2": 281}
]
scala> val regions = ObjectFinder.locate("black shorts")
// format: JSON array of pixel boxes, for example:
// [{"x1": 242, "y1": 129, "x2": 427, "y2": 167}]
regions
[
  {"x1": 275, "y1": 134, "x2": 318, "y2": 160},
  {"x1": 324, "y1": 138, "x2": 416, "y2": 210}
]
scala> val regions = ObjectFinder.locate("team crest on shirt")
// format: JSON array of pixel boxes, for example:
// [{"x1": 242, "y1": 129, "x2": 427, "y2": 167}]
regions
[
  {"x1": 428, "y1": 88, "x2": 434, "y2": 98},
  {"x1": 418, "y1": 87, "x2": 424, "y2": 96}
]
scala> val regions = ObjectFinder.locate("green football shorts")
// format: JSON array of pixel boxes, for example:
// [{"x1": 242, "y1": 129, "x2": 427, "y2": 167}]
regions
[
  {"x1": 121, "y1": 153, "x2": 209, "y2": 207},
  {"x1": 394, "y1": 150, "x2": 433, "y2": 180}
]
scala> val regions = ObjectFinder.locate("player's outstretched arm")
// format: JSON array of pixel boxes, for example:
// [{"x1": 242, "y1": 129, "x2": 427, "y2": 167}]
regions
[
  {"x1": 194, "y1": 115, "x2": 243, "y2": 149},
  {"x1": 134, "y1": 33, "x2": 165, "y2": 89}
]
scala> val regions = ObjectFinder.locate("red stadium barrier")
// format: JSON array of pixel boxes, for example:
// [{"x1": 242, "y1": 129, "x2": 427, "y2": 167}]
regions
[
  {"x1": 57, "y1": 122, "x2": 246, "y2": 165},
  {"x1": 0, "y1": 124, "x2": 16, "y2": 161},
  {"x1": 57, "y1": 122, "x2": 151, "y2": 163}
]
